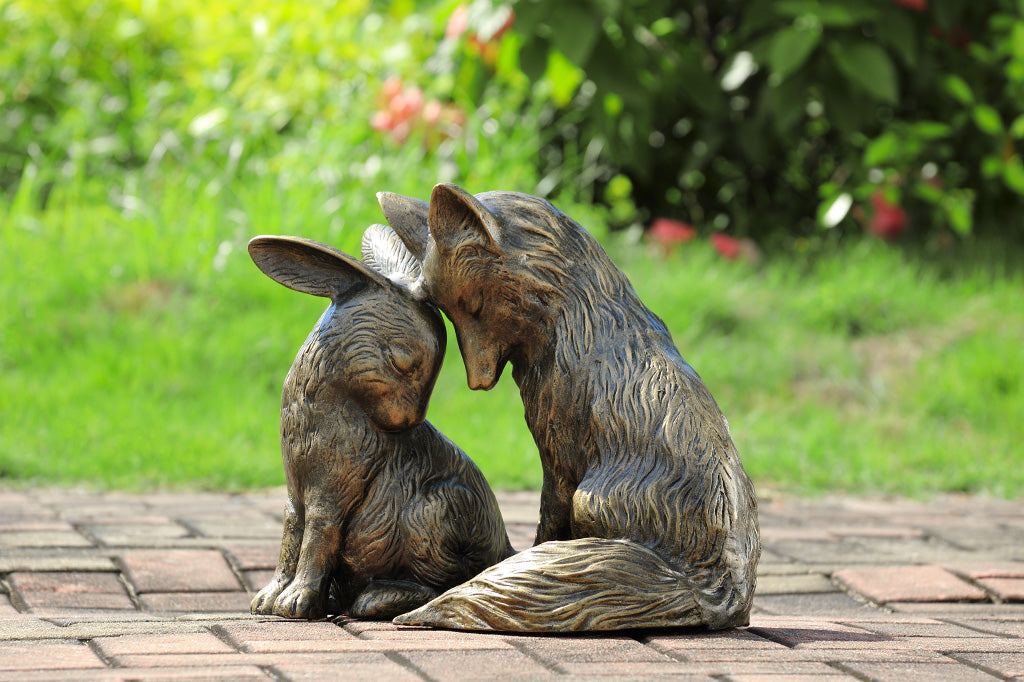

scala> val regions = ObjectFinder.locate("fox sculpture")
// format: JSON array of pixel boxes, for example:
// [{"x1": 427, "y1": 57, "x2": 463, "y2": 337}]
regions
[
  {"x1": 378, "y1": 184, "x2": 761, "y2": 633},
  {"x1": 248, "y1": 225, "x2": 513, "y2": 621}
]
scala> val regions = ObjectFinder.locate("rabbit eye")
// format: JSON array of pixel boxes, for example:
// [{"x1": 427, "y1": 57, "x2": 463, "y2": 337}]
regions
[{"x1": 388, "y1": 345, "x2": 418, "y2": 376}]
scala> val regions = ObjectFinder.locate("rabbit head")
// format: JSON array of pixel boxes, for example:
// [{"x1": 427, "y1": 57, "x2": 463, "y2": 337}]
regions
[{"x1": 249, "y1": 229, "x2": 445, "y2": 432}]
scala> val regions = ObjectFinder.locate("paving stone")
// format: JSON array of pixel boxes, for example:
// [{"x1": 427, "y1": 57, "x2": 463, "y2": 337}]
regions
[
  {"x1": 833, "y1": 565, "x2": 988, "y2": 604},
  {"x1": 92, "y1": 632, "x2": 237, "y2": 656},
  {"x1": 562, "y1": 661, "x2": 843, "y2": 677},
  {"x1": 511, "y1": 634, "x2": 672, "y2": 664},
  {"x1": 0, "y1": 595, "x2": 17, "y2": 615},
  {"x1": 22, "y1": 592, "x2": 137, "y2": 611},
  {"x1": 120, "y1": 550, "x2": 242, "y2": 593},
  {"x1": 942, "y1": 561, "x2": 1024, "y2": 579},
  {"x1": 270, "y1": 654, "x2": 423, "y2": 681},
  {"x1": 889, "y1": 602, "x2": 1024, "y2": 617},
  {"x1": 396, "y1": 648, "x2": 556, "y2": 681},
  {"x1": 679, "y1": 646, "x2": 953, "y2": 664},
  {"x1": 951, "y1": 651, "x2": 1024, "y2": 678},
  {"x1": 836, "y1": 661, "x2": 1001, "y2": 681},
  {"x1": 221, "y1": 543, "x2": 281, "y2": 570},
  {"x1": 954, "y1": 618, "x2": 1024, "y2": 638},
  {"x1": 183, "y1": 519, "x2": 281, "y2": 540},
  {"x1": 85, "y1": 522, "x2": 192, "y2": 546},
  {"x1": 753, "y1": 591, "x2": 879, "y2": 616},
  {"x1": 8, "y1": 570, "x2": 125, "y2": 594},
  {"x1": 976, "y1": 577, "x2": 1024, "y2": 601},
  {"x1": 215, "y1": 620, "x2": 361, "y2": 650},
  {"x1": 139, "y1": 591, "x2": 253, "y2": 613},
  {"x1": 755, "y1": 574, "x2": 837, "y2": 595},
  {"x1": 243, "y1": 570, "x2": 275, "y2": 592},
  {"x1": 0, "y1": 553, "x2": 116, "y2": 572},
  {"x1": 0, "y1": 531, "x2": 93, "y2": 548},
  {"x1": 0, "y1": 641, "x2": 105, "y2": 671},
  {"x1": 842, "y1": 620, "x2": 998, "y2": 638}
]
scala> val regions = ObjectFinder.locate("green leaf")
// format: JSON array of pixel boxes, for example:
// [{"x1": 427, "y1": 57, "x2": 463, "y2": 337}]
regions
[
  {"x1": 864, "y1": 132, "x2": 899, "y2": 166},
  {"x1": 768, "y1": 25, "x2": 821, "y2": 81},
  {"x1": 972, "y1": 105, "x2": 1004, "y2": 136},
  {"x1": 1010, "y1": 115, "x2": 1024, "y2": 139},
  {"x1": 519, "y1": 37, "x2": 549, "y2": 81},
  {"x1": 908, "y1": 121, "x2": 952, "y2": 140},
  {"x1": 1003, "y1": 155, "x2": 1024, "y2": 195},
  {"x1": 875, "y1": 11, "x2": 917, "y2": 66},
  {"x1": 548, "y1": 4, "x2": 601, "y2": 65},
  {"x1": 943, "y1": 75, "x2": 974, "y2": 105},
  {"x1": 944, "y1": 191, "x2": 974, "y2": 236},
  {"x1": 830, "y1": 40, "x2": 898, "y2": 103}
]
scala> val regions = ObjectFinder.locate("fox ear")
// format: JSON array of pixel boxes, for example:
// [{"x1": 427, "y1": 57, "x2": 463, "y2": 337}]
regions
[
  {"x1": 248, "y1": 235, "x2": 390, "y2": 301},
  {"x1": 376, "y1": 191, "x2": 429, "y2": 261},
  {"x1": 429, "y1": 183, "x2": 501, "y2": 253}
]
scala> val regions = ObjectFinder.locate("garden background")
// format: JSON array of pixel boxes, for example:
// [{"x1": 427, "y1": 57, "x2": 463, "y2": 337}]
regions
[{"x1": 1, "y1": 0, "x2": 1021, "y2": 496}]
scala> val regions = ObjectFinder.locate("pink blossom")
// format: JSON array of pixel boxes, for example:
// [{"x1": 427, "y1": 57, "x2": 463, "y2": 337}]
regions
[{"x1": 710, "y1": 233, "x2": 742, "y2": 260}]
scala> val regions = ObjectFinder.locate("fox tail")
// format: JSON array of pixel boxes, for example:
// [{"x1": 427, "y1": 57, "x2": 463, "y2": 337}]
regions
[{"x1": 392, "y1": 537, "x2": 753, "y2": 633}]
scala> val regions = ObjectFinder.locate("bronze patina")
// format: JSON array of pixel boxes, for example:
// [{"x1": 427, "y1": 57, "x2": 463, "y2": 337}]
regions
[
  {"x1": 382, "y1": 184, "x2": 761, "y2": 632},
  {"x1": 248, "y1": 225, "x2": 513, "y2": 621}
]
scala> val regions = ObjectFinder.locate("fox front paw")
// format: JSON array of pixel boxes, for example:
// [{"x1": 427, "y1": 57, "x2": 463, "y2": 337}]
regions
[{"x1": 273, "y1": 582, "x2": 326, "y2": 619}]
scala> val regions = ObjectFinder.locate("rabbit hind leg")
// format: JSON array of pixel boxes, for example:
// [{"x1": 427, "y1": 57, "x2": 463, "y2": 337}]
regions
[{"x1": 349, "y1": 579, "x2": 438, "y2": 620}]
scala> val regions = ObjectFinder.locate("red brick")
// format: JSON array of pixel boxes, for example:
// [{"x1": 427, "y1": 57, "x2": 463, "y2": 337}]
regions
[
  {"x1": 838, "y1": 661, "x2": 1002, "y2": 681},
  {"x1": 272, "y1": 659, "x2": 421, "y2": 681},
  {"x1": 953, "y1": 651, "x2": 1024, "y2": 678},
  {"x1": 120, "y1": 550, "x2": 242, "y2": 593},
  {"x1": 21, "y1": 591, "x2": 136, "y2": 610},
  {"x1": 8, "y1": 571, "x2": 124, "y2": 594},
  {"x1": 514, "y1": 635, "x2": 670, "y2": 664},
  {"x1": 396, "y1": 648, "x2": 554, "y2": 681},
  {"x1": 222, "y1": 543, "x2": 280, "y2": 570},
  {"x1": 976, "y1": 578, "x2": 1024, "y2": 601},
  {"x1": 92, "y1": 633, "x2": 237, "y2": 656},
  {"x1": 833, "y1": 565, "x2": 988, "y2": 603},
  {"x1": 942, "y1": 561, "x2": 1024, "y2": 579},
  {"x1": 215, "y1": 619, "x2": 356, "y2": 646},
  {"x1": 0, "y1": 642, "x2": 105, "y2": 671},
  {"x1": 139, "y1": 591, "x2": 252, "y2": 613},
  {"x1": 563, "y1": 661, "x2": 840, "y2": 676}
]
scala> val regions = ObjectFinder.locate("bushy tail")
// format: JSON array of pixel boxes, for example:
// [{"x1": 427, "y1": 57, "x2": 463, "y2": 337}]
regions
[{"x1": 393, "y1": 538, "x2": 752, "y2": 633}]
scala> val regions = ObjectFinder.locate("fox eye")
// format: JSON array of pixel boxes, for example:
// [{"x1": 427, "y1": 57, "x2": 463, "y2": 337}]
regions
[
  {"x1": 460, "y1": 290, "x2": 484, "y2": 318},
  {"x1": 387, "y1": 344, "x2": 418, "y2": 376}
]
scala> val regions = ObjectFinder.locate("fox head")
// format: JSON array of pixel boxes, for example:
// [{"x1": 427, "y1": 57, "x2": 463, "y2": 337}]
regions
[{"x1": 420, "y1": 183, "x2": 575, "y2": 391}]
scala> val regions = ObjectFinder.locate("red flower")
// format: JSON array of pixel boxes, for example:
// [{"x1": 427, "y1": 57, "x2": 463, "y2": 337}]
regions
[
  {"x1": 446, "y1": 5, "x2": 469, "y2": 39},
  {"x1": 892, "y1": 0, "x2": 926, "y2": 10},
  {"x1": 868, "y1": 191, "x2": 908, "y2": 241},
  {"x1": 648, "y1": 218, "x2": 697, "y2": 249},
  {"x1": 710, "y1": 233, "x2": 741, "y2": 260}
]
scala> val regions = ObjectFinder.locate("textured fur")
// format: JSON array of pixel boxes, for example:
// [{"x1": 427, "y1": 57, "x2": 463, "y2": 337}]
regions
[
  {"x1": 394, "y1": 184, "x2": 760, "y2": 632},
  {"x1": 248, "y1": 230, "x2": 513, "y2": 620}
]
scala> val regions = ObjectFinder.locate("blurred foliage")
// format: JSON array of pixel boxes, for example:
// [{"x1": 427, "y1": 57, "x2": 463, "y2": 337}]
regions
[
  {"x1": 438, "y1": 0, "x2": 1024, "y2": 242},
  {"x1": 4, "y1": 0, "x2": 1024, "y2": 245}
]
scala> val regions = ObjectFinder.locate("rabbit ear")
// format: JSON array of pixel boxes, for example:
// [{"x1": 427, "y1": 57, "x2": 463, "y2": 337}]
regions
[
  {"x1": 428, "y1": 183, "x2": 502, "y2": 254},
  {"x1": 248, "y1": 235, "x2": 391, "y2": 300},
  {"x1": 376, "y1": 191, "x2": 429, "y2": 261},
  {"x1": 361, "y1": 224, "x2": 426, "y2": 300}
]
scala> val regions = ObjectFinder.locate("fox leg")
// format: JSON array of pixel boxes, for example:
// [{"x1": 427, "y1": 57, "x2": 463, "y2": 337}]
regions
[
  {"x1": 251, "y1": 500, "x2": 303, "y2": 614},
  {"x1": 534, "y1": 473, "x2": 576, "y2": 544},
  {"x1": 272, "y1": 502, "x2": 341, "y2": 619}
]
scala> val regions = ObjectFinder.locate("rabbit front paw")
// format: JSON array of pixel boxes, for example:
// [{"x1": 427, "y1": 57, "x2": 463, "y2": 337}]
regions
[
  {"x1": 251, "y1": 579, "x2": 288, "y2": 615},
  {"x1": 273, "y1": 581, "x2": 326, "y2": 619}
]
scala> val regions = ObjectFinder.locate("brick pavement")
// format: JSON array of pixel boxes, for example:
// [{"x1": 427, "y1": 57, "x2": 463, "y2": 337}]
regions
[{"x1": 1, "y1": 488, "x2": 1022, "y2": 680}]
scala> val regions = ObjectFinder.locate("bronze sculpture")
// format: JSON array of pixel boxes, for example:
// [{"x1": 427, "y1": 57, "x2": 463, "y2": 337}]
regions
[
  {"x1": 248, "y1": 226, "x2": 513, "y2": 621},
  {"x1": 379, "y1": 183, "x2": 761, "y2": 632}
]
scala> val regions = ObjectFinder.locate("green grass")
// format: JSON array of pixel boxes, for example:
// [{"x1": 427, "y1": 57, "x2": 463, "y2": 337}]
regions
[{"x1": 3, "y1": 162, "x2": 1023, "y2": 496}]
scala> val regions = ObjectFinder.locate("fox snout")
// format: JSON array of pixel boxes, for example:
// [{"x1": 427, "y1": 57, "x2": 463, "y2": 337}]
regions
[{"x1": 458, "y1": 338, "x2": 502, "y2": 391}]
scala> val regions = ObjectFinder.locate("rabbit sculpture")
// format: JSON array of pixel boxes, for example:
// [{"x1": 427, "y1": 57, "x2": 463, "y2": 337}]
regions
[{"x1": 248, "y1": 225, "x2": 514, "y2": 620}]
